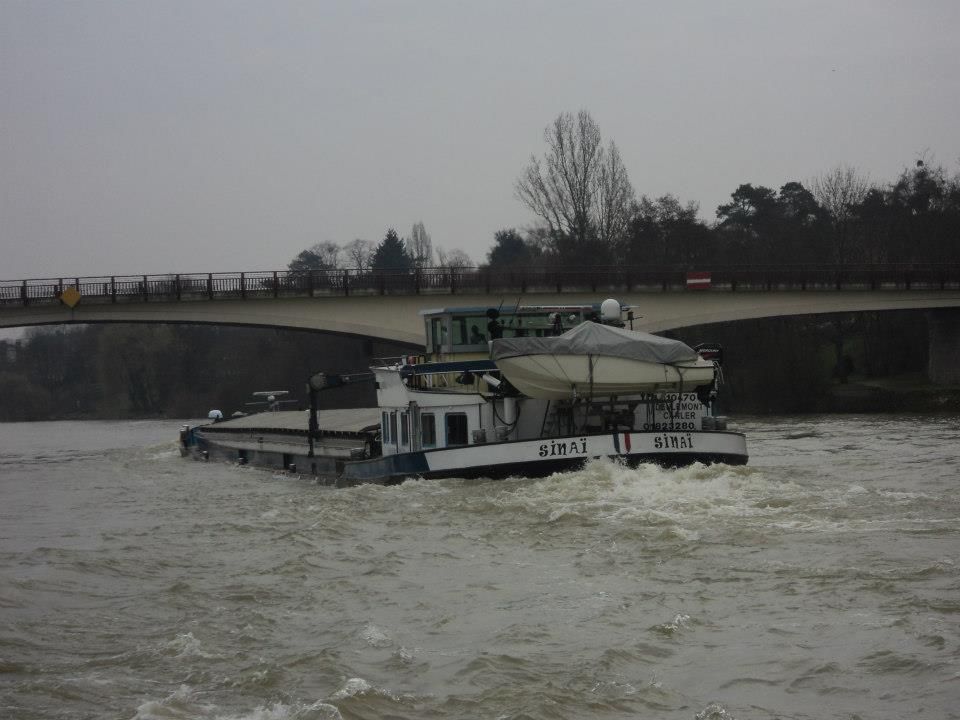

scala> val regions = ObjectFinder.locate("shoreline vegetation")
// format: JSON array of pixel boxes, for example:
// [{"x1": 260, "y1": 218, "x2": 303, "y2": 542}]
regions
[
  {"x1": 1, "y1": 311, "x2": 957, "y2": 423},
  {"x1": 281, "y1": 113, "x2": 960, "y2": 286}
]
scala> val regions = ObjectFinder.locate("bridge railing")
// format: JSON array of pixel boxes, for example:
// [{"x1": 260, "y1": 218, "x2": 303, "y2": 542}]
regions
[{"x1": 3, "y1": 264, "x2": 960, "y2": 307}]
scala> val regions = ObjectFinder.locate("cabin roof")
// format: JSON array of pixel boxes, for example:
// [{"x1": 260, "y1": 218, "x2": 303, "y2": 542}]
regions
[{"x1": 419, "y1": 304, "x2": 597, "y2": 317}]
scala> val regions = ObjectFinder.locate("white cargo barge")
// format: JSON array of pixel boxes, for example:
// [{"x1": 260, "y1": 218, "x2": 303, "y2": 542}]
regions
[{"x1": 181, "y1": 300, "x2": 747, "y2": 485}]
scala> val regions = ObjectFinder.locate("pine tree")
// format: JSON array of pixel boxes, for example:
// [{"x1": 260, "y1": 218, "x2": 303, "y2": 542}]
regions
[{"x1": 370, "y1": 229, "x2": 413, "y2": 271}]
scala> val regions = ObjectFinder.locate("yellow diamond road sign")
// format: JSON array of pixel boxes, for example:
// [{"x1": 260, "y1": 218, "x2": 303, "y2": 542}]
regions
[{"x1": 60, "y1": 286, "x2": 81, "y2": 308}]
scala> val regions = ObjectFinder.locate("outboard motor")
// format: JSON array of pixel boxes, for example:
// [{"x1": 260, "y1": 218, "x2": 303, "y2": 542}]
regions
[{"x1": 694, "y1": 343, "x2": 724, "y2": 365}]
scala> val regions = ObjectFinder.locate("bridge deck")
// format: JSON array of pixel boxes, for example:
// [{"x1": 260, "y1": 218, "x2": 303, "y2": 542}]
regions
[
  {"x1": 4, "y1": 264, "x2": 960, "y2": 308},
  {"x1": 3, "y1": 265, "x2": 960, "y2": 341}
]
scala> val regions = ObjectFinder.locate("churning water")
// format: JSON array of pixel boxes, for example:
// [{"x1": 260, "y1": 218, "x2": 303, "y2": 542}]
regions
[{"x1": 1, "y1": 416, "x2": 958, "y2": 719}]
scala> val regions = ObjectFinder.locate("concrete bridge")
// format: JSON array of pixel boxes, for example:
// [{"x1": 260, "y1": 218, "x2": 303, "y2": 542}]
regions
[{"x1": 3, "y1": 265, "x2": 960, "y2": 380}]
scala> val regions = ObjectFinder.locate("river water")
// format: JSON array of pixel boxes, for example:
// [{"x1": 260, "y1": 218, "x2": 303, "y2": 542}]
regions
[{"x1": 0, "y1": 416, "x2": 958, "y2": 719}]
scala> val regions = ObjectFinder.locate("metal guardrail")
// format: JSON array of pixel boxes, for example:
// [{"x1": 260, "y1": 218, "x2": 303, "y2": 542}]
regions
[{"x1": 2, "y1": 264, "x2": 960, "y2": 308}]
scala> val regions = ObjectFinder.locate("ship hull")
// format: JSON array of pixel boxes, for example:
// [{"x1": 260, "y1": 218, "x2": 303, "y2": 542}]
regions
[{"x1": 187, "y1": 427, "x2": 747, "y2": 486}]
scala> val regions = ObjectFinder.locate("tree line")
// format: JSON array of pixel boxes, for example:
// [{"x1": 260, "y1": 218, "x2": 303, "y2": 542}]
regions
[
  {"x1": 496, "y1": 111, "x2": 960, "y2": 270},
  {"x1": 284, "y1": 111, "x2": 960, "y2": 276},
  {"x1": 287, "y1": 223, "x2": 472, "y2": 275},
  {"x1": 0, "y1": 325, "x2": 410, "y2": 422}
]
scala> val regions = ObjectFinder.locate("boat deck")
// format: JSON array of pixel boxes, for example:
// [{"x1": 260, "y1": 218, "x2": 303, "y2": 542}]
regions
[{"x1": 203, "y1": 408, "x2": 380, "y2": 435}]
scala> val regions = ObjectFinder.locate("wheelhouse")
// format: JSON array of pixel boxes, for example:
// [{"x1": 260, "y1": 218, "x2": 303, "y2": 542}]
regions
[{"x1": 421, "y1": 304, "x2": 599, "y2": 362}]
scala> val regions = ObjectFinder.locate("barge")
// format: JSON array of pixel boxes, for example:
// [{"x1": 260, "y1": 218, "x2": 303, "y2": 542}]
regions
[{"x1": 180, "y1": 299, "x2": 747, "y2": 485}]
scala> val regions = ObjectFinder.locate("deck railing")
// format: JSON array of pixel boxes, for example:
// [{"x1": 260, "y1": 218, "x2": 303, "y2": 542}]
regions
[{"x1": 3, "y1": 264, "x2": 960, "y2": 308}]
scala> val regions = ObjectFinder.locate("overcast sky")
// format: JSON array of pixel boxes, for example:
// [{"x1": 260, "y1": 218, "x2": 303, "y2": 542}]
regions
[{"x1": 2, "y1": 0, "x2": 958, "y2": 280}]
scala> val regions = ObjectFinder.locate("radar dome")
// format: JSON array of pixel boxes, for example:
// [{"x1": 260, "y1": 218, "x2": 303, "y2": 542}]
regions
[{"x1": 600, "y1": 298, "x2": 621, "y2": 322}]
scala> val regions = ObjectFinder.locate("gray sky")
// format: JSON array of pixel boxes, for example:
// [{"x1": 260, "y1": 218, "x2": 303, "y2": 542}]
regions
[{"x1": 2, "y1": 0, "x2": 958, "y2": 280}]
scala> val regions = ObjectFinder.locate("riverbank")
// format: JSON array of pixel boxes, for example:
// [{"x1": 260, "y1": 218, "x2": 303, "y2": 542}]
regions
[
  {"x1": 816, "y1": 372, "x2": 960, "y2": 413},
  {"x1": 15, "y1": 376, "x2": 960, "y2": 422},
  {"x1": 0, "y1": 312, "x2": 944, "y2": 421}
]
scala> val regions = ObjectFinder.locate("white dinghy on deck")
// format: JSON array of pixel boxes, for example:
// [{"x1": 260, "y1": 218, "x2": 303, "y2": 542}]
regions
[{"x1": 491, "y1": 321, "x2": 715, "y2": 400}]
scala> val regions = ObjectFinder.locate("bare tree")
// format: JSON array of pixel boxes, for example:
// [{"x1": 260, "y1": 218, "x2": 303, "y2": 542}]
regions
[
  {"x1": 810, "y1": 165, "x2": 870, "y2": 265},
  {"x1": 436, "y1": 247, "x2": 472, "y2": 269},
  {"x1": 343, "y1": 238, "x2": 374, "y2": 271},
  {"x1": 596, "y1": 141, "x2": 634, "y2": 248},
  {"x1": 287, "y1": 241, "x2": 341, "y2": 273},
  {"x1": 407, "y1": 221, "x2": 433, "y2": 268},
  {"x1": 315, "y1": 241, "x2": 341, "y2": 269},
  {"x1": 811, "y1": 165, "x2": 869, "y2": 224},
  {"x1": 515, "y1": 110, "x2": 634, "y2": 256}
]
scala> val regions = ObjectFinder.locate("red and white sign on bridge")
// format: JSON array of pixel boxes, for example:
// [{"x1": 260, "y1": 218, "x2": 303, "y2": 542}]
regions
[{"x1": 686, "y1": 271, "x2": 712, "y2": 290}]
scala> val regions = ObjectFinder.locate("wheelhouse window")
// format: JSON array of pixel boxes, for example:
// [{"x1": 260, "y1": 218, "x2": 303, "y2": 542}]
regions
[
  {"x1": 452, "y1": 315, "x2": 490, "y2": 346},
  {"x1": 430, "y1": 317, "x2": 447, "y2": 354},
  {"x1": 421, "y1": 413, "x2": 436, "y2": 447},
  {"x1": 445, "y1": 412, "x2": 468, "y2": 446}
]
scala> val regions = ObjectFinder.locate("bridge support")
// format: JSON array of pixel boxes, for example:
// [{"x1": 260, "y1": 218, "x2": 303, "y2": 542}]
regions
[{"x1": 927, "y1": 309, "x2": 960, "y2": 384}]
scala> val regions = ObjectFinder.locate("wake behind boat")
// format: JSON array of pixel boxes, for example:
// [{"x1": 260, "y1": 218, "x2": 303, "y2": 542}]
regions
[{"x1": 181, "y1": 299, "x2": 747, "y2": 484}]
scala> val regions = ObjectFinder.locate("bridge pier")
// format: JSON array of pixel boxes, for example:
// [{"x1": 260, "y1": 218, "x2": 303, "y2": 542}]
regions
[{"x1": 927, "y1": 309, "x2": 960, "y2": 384}]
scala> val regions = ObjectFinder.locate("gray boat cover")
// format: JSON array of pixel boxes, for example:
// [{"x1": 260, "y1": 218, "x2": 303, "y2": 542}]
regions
[{"x1": 491, "y1": 321, "x2": 699, "y2": 365}]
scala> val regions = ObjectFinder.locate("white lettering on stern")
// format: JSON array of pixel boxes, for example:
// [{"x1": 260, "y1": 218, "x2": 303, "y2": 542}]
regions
[
  {"x1": 653, "y1": 433, "x2": 695, "y2": 450},
  {"x1": 538, "y1": 437, "x2": 588, "y2": 458}
]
